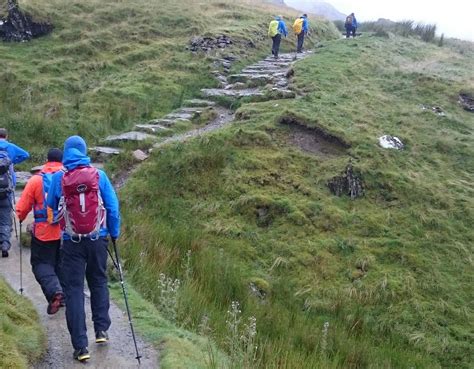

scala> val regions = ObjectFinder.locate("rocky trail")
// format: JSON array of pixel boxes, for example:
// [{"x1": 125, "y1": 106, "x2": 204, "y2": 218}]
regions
[{"x1": 8, "y1": 50, "x2": 313, "y2": 368}]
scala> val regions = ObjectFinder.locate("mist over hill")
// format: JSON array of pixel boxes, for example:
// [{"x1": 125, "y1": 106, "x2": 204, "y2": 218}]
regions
[{"x1": 284, "y1": 0, "x2": 346, "y2": 20}]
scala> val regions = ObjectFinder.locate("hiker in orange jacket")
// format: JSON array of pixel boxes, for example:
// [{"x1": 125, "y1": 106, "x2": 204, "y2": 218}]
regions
[{"x1": 16, "y1": 148, "x2": 65, "y2": 315}]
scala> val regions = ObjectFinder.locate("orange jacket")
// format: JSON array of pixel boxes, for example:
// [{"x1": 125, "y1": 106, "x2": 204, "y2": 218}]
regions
[{"x1": 16, "y1": 162, "x2": 63, "y2": 242}]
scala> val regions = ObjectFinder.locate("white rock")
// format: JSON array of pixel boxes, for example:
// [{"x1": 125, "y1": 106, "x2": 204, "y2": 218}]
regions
[{"x1": 379, "y1": 135, "x2": 404, "y2": 150}]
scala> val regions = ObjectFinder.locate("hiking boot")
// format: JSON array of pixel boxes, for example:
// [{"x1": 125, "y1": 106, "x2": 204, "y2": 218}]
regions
[
  {"x1": 1, "y1": 250, "x2": 8, "y2": 258},
  {"x1": 73, "y1": 347, "x2": 90, "y2": 362},
  {"x1": 47, "y1": 292, "x2": 64, "y2": 315},
  {"x1": 95, "y1": 330, "x2": 109, "y2": 344}
]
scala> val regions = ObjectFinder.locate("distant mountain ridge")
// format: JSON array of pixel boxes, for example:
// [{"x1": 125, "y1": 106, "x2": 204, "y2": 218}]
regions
[{"x1": 284, "y1": 0, "x2": 346, "y2": 20}]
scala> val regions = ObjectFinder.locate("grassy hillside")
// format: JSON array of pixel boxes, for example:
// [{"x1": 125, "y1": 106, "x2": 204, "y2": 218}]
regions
[
  {"x1": 1, "y1": 0, "x2": 338, "y2": 164},
  {"x1": 120, "y1": 35, "x2": 474, "y2": 368},
  {"x1": 0, "y1": 277, "x2": 46, "y2": 369}
]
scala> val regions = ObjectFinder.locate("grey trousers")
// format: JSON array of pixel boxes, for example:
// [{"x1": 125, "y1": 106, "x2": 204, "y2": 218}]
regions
[{"x1": 0, "y1": 197, "x2": 13, "y2": 251}]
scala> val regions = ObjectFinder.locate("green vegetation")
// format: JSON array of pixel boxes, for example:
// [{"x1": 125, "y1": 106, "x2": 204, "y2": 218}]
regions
[
  {"x1": 0, "y1": 277, "x2": 46, "y2": 369},
  {"x1": 3, "y1": 0, "x2": 473, "y2": 368},
  {"x1": 109, "y1": 282, "x2": 228, "y2": 369},
  {"x1": 1, "y1": 0, "x2": 338, "y2": 166},
  {"x1": 120, "y1": 35, "x2": 474, "y2": 368}
]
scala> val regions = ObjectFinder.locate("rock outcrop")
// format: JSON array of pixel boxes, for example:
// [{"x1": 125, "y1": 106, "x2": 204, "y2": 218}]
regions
[
  {"x1": 327, "y1": 163, "x2": 364, "y2": 199},
  {"x1": 0, "y1": 0, "x2": 52, "y2": 41}
]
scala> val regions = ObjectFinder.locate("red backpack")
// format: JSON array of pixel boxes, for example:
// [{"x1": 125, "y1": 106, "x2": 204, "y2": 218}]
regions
[{"x1": 59, "y1": 166, "x2": 105, "y2": 241}]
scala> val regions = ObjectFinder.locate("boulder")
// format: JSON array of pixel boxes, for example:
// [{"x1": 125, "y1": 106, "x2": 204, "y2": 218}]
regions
[
  {"x1": 0, "y1": 0, "x2": 52, "y2": 41},
  {"x1": 132, "y1": 149, "x2": 149, "y2": 161},
  {"x1": 378, "y1": 135, "x2": 404, "y2": 150},
  {"x1": 459, "y1": 93, "x2": 474, "y2": 112}
]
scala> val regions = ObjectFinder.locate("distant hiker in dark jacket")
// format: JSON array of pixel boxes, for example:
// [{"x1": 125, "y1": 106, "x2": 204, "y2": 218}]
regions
[
  {"x1": 293, "y1": 14, "x2": 309, "y2": 53},
  {"x1": 0, "y1": 128, "x2": 29, "y2": 258},
  {"x1": 345, "y1": 13, "x2": 358, "y2": 38},
  {"x1": 16, "y1": 148, "x2": 64, "y2": 315},
  {"x1": 47, "y1": 136, "x2": 120, "y2": 362},
  {"x1": 268, "y1": 15, "x2": 288, "y2": 59}
]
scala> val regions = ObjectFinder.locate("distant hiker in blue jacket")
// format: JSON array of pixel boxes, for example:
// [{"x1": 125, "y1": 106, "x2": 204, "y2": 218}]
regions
[
  {"x1": 345, "y1": 13, "x2": 358, "y2": 38},
  {"x1": 0, "y1": 127, "x2": 29, "y2": 258},
  {"x1": 47, "y1": 135, "x2": 120, "y2": 362},
  {"x1": 293, "y1": 14, "x2": 309, "y2": 53},
  {"x1": 268, "y1": 15, "x2": 288, "y2": 59}
]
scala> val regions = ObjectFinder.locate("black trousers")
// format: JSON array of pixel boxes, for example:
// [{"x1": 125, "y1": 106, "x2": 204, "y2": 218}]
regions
[
  {"x1": 271, "y1": 34, "x2": 282, "y2": 57},
  {"x1": 346, "y1": 26, "x2": 356, "y2": 38},
  {"x1": 297, "y1": 32, "x2": 305, "y2": 52},
  {"x1": 62, "y1": 237, "x2": 111, "y2": 349},
  {"x1": 30, "y1": 236, "x2": 63, "y2": 302}
]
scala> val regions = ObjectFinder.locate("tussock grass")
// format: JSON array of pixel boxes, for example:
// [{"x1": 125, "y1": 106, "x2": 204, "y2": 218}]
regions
[
  {"x1": 120, "y1": 35, "x2": 473, "y2": 368},
  {"x1": 359, "y1": 19, "x2": 438, "y2": 43},
  {"x1": 0, "y1": 277, "x2": 46, "y2": 369}
]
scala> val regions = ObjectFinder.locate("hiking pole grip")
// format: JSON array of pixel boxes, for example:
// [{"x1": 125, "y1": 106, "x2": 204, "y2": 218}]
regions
[{"x1": 111, "y1": 238, "x2": 142, "y2": 364}]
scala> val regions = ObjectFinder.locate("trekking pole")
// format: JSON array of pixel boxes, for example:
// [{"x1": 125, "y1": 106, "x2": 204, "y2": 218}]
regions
[
  {"x1": 19, "y1": 221, "x2": 23, "y2": 295},
  {"x1": 110, "y1": 238, "x2": 142, "y2": 364},
  {"x1": 8, "y1": 194, "x2": 22, "y2": 294}
]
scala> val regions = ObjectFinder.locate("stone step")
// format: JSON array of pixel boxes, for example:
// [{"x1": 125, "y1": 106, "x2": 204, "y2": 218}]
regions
[
  {"x1": 163, "y1": 112, "x2": 195, "y2": 120},
  {"x1": 147, "y1": 118, "x2": 191, "y2": 127},
  {"x1": 135, "y1": 124, "x2": 170, "y2": 134},
  {"x1": 267, "y1": 88, "x2": 296, "y2": 99},
  {"x1": 183, "y1": 99, "x2": 216, "y2": 107},
  {"x1": 228, "y1": 74, "x2": 272, "y2": 85},
  {"x1": 201, "y1": 88, "x2": 264, "y2": 99},
  {"x1": 104, "y1": 131, "x2": 157, "y2": 143},
  {"x1": 241, "y1": 67, "x2": 287, "y2": 74},
  {"x1": 90, "y1": 146, "x2": 124, "y2": 162},
  {"x1": 90, "y1": 146, "x2": 124, "y2": 155}
]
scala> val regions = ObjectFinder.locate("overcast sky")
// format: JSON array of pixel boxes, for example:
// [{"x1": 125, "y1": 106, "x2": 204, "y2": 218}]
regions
[{"x1": 286, "y1": 0, "x2": 474, "y2": 41}]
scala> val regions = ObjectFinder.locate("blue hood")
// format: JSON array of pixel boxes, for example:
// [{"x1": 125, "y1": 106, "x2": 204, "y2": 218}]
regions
[
  {"x1": 64, "y1": 135, "x2": 87, "y2": 155},
  {"x1": 63, "y1": 148, "x2": 91, "y2": 170}
]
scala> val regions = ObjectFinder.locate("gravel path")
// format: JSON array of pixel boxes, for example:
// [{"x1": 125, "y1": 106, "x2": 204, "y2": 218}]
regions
[{"x1": 0, "y1": 198, "x2": 159, "y2": 369}]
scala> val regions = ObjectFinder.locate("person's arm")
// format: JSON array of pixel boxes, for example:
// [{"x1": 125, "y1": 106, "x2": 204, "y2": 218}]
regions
[
  {"x1": 7, "y1": 143, "x2": 30, "y2": 164},
  {"x1": 99, "y1": 171, "x2": 120, "y2": 239},
  {"x1": 46, "y1": 172, "x2": 61, "y2": 223},
  {"x1": 303, "y1": 18, "x2": 309, "y2": 34},
  {"x1": 280, "y1": 21, "x2": 288, "y2": 37},
  {"x1": 16, "y1": 176, "x2": 38, "y2": 222}
]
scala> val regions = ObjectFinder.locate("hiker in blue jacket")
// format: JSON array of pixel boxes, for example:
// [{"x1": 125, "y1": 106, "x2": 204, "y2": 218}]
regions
[
  {"x1": 268, "y1": 15, "x2": 288, "y2": 59},
  {"x1": 0, "y1": 128, "x2": 29, "y2": 257},
  {"x1": 47, "y1": 135, "x2": 120, "y2": 362},
  {"x1": 345, "y1": 13, "x2": 358, "y2": 38}
]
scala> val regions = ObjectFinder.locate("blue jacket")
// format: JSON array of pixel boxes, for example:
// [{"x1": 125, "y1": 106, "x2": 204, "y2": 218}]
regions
[
  {"x1": 47, "y1": 148, "x2": 121, "y2": 239},
  {"x1": 302, "y1": 16, "x2": 309, "y2": 33},
  {"x1": 278, "y1": 19, "x2": 288, "y2": 37},
  {"x1": 0, "y1": 139, "x2": 30, "y2": 186},
  {"x1": 352, "y1": 16, "x2": 358, "y2": 28}
]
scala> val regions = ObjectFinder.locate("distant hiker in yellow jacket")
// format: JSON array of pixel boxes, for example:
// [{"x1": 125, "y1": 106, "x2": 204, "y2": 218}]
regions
[
  {"x1": 268, "y1": 15, "x2": 288, "y2": 59},
  {"x1": 293, "y1": 14, "x2": 309, "y2": 53}
]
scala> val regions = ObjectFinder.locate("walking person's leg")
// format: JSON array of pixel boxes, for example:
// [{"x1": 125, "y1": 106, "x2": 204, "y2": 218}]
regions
[
  {"x1": 352, "y1": 27, "x2": 356, "y2": 38},
  {"x1": 274, "y1": 34, "x2": 282, "y2": 59},
  {"x1": 346, "y1": 26, "x2": 351, "y2": 38},
  {"x1": 62, "y1": 239, "x2": 89, "y2": 355},
  {"x1": 30, "y1": 236, "x2": 63, "y2": 313},
  {"x1": 0, "y1": 197, "x2": 12, "y2": 257},
  {"x1": 297, "y1": 32, "x2": 304, "y2": 52},
  {"x1": 271, "y1": 35, "x2": 277, "y2": 56},
  {"x1": 85, "y1": 237, "x2": 111, "y2": 342}
]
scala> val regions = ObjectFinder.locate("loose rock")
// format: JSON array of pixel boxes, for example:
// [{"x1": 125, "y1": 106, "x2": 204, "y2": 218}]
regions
[{"x1": 378, "y1": 135, "x2": 404, "y2": 150}]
